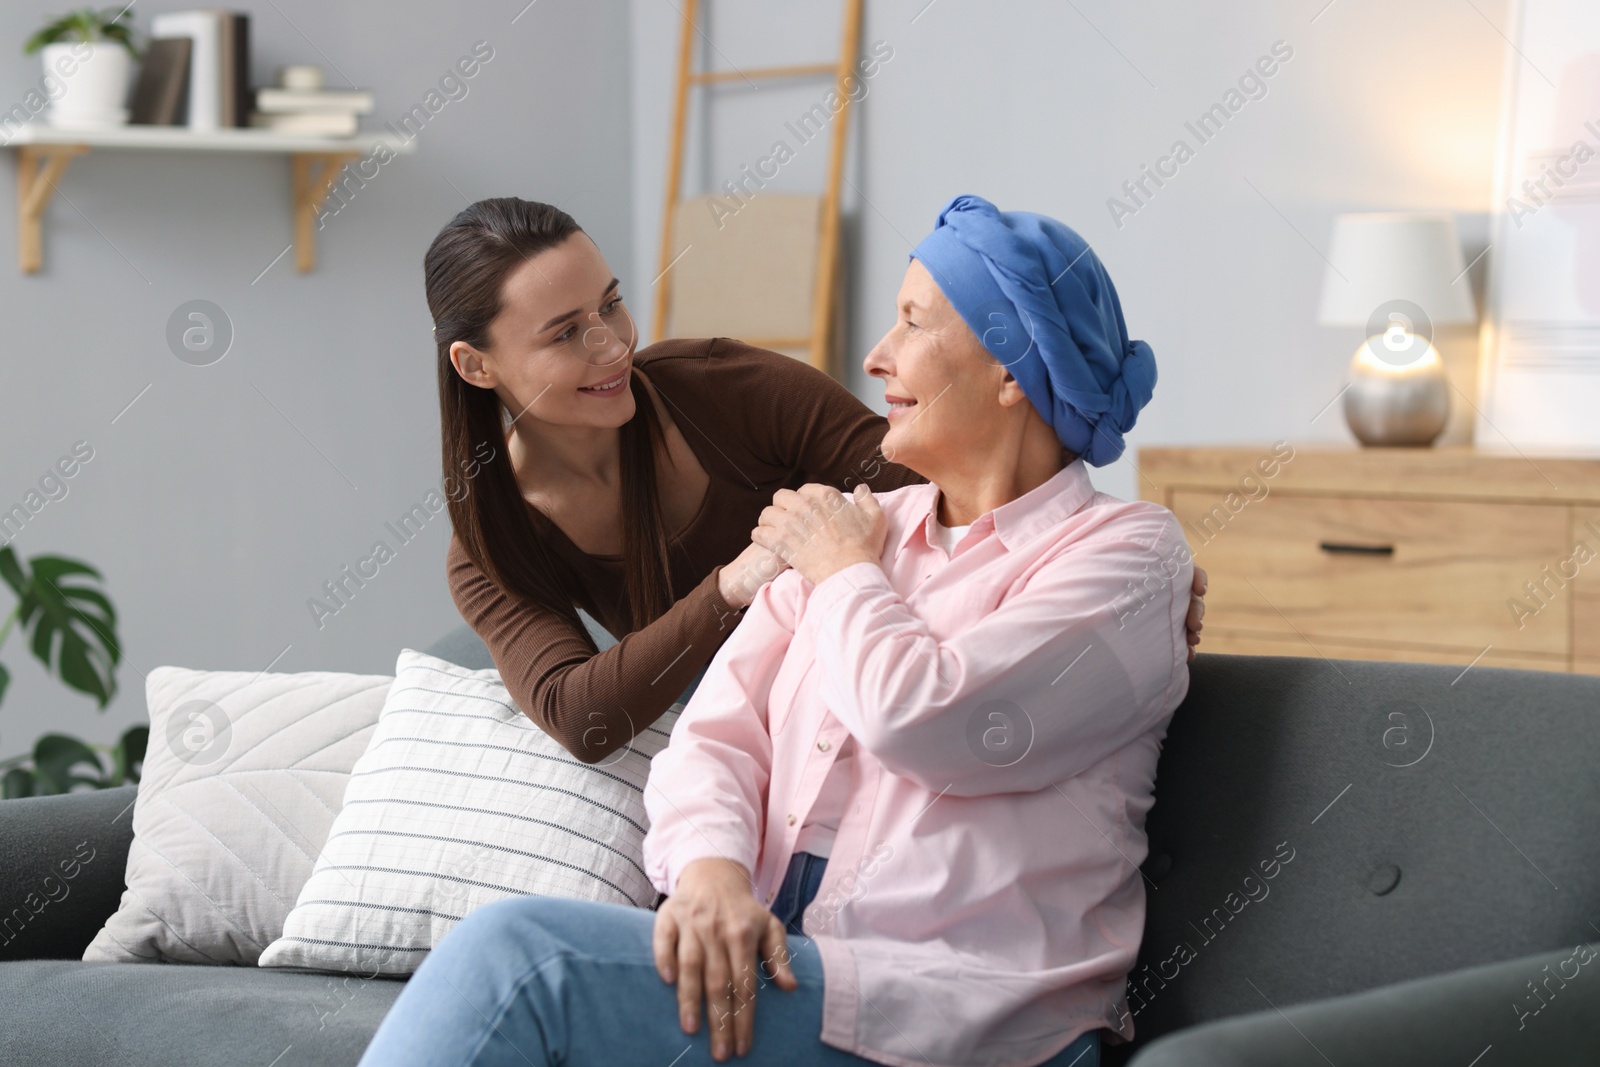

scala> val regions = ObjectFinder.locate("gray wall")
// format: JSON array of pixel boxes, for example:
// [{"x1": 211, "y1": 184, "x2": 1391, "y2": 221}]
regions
[
  {"x1": 0, "y1": 0, "x2": 634, "y2": 762},
  {"x1": 2, "y1": 0, "x2": 1516, "y2": 764},
  {"x1": 630, "y1": 0, "x2": 1510, "y2": 501}
]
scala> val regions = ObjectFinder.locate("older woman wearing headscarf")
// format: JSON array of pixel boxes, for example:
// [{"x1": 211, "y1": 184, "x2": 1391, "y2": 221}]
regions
[{"x1": 358, "y1": 195, "x2": 1194, "y2": 1067}]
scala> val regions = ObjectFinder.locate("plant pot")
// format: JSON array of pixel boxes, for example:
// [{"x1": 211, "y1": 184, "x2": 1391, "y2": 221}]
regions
[{"x1": 44, "y1": 41, "x2": 131, "y2": 129}]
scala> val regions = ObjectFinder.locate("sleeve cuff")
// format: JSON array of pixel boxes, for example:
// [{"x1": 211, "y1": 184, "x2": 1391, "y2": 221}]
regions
[
  {"x1": 684, "y1": 565, "x2": 744, "y2": 647},
  {"x1": 658, "y1": 838, "x2": 760, "y2": 897}
]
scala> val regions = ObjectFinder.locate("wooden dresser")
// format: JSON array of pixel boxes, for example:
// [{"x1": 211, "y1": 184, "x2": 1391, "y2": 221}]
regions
[{"x1": 1139, "y1": 445, "x2": 1600, "y2": 675}]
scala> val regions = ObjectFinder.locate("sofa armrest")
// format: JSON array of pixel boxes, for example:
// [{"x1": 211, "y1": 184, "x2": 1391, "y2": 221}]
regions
[
  {"x1": 1128, "y1": 941, "x2": 1600, "y2": 1067},
  {"x1": 0, "y1": 786, "x2": 136, "y2": 961}
]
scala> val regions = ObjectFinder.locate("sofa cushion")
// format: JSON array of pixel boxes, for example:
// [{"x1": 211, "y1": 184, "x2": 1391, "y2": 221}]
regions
[
  {"x1": 1122, "y1": 653, "x2": 1600, "y2": 1051},
  {"x1": 0, "y1": 959, "x2": 402, "y2": 1066},
  {"x1": 1128, "y1": 940, "x2": 1600, "y2": 1067},
  {"x1": 259, "y1": 644, "x2": 679, "y2": 975},
  {"x1": 83, "y1": 665, "x2": 393, "y2": 965},
  {"x1": 0, "y1": 786, "x2": 136, "y2": 961}
]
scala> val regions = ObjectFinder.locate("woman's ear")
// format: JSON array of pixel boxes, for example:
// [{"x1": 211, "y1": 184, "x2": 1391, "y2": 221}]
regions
[
  {"x1": 450, "y1": 340, "x2": 494, "y2": 388},
  {"x1": 995, "y1": 365, "x2": 1030, "y2": 408}
]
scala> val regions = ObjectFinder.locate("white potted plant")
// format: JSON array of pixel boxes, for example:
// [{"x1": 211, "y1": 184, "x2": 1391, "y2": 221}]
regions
[{"x1": 24, "y1": 7, "x2": 141, "y2": 130}]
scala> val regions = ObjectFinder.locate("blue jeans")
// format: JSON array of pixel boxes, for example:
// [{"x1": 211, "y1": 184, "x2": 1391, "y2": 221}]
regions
[{"x1": 358, "y1": 851, "x2": 1101, "y2": 1067}]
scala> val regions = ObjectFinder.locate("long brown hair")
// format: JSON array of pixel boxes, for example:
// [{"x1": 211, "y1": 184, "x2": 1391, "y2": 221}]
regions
[{"x1": 427, "y1": 198, "x2": 675, "y2": 640}]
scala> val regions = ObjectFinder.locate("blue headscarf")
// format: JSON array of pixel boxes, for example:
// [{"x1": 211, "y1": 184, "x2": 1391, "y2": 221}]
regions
[{"x1": 909, "y1": 194, "x2": 1157, "y2": 467}]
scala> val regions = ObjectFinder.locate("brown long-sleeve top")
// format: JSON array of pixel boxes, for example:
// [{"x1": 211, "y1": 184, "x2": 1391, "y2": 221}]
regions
[{"x1": 445, "y1": 336, "x2": 928, "y2": 763}]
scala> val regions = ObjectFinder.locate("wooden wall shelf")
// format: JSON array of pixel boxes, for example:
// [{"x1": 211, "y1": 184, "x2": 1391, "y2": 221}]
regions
[{"x1": 5, "y1": 125, "x2": 416, "y2": 274}]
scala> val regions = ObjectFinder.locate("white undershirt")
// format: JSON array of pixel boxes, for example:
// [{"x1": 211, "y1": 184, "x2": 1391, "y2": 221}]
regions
[{"x1": 930, "y1": 511, "x2": 972, "y2": 557}]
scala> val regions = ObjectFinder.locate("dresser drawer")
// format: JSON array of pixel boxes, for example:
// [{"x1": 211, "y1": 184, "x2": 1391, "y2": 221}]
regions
[{"x1": 1171, "y1": 492, "x2": 1574, "y2": 657}]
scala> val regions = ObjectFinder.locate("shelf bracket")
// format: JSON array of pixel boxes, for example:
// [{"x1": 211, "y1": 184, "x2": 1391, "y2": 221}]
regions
[
  {"x1": 13, "y1": 143, "x2": 379, "y2": 274},
  {"x1": 291, "y1": 151, "x2": 361, "y2": 272},
  {"x1": 17, "y1": 144, "x2": 88, "y2": 274}
]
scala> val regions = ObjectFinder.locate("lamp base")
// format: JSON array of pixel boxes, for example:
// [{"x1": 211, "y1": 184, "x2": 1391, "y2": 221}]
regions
[{"x1": 1342, "y1": 340, "x2": 1450, "y2": 447}]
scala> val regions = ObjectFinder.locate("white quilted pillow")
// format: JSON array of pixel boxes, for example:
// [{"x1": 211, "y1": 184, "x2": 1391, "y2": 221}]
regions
[
  {"x1": 84, "y1": 665, "x2": 392, "y2": 965},
  {"x1": 258, "y1": 647, "x2": 678, "y2": 976}
]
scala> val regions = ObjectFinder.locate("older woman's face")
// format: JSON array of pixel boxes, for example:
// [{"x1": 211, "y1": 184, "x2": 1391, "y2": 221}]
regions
[{"x1": 863, "y1": 258, "x2": 1011, "y2": 472}]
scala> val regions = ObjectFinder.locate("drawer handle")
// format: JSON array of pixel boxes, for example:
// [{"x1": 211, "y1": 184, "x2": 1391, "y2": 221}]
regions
[{"x1": 1318, "y1": 541, "x2": 1395, "y2": 556}]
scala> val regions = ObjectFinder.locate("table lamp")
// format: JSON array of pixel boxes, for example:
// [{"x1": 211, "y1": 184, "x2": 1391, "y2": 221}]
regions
[{"x1": 1317, "y1": 213, "x2": 1478, "y2": 446}]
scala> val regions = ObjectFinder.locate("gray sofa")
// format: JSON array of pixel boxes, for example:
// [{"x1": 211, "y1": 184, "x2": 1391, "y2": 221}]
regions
[{"x1": 2, "y1": 624, "x2": 1596, "y2": 1066}]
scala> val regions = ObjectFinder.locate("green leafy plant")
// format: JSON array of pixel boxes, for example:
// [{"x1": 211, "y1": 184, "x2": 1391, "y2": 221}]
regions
[
  {"x1": 23, "y1": 7, "x2": 141, "y2": 60},
  {"x1": 0, "y1": 729, "x2": 146, "y2": 797},
  {"x1": 0, "y1": 544, "x2": 139, "y2": 798}
]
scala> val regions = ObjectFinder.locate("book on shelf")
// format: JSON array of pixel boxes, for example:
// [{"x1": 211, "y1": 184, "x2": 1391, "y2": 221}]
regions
[
  {"x1": 248, "y1": 111, "x2": 360, "y2": 136},
  {"x1": 148, "y1": 10, "x2": 250, "y2": 129},
  {"x1": 218, "y1": 12, "x2": 251, "y2": 127},
  {"x1": 129, "y1": 37, "x2": 191, "y2": 126},
  {"x1": 254, "y1": 88, "x2": 376, "y2": 115}
]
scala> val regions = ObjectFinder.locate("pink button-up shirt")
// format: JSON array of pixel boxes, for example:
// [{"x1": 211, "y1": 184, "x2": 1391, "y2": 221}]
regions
[{"x1": 642, "y1": 458, "x2": 1193, "y2": 1067}]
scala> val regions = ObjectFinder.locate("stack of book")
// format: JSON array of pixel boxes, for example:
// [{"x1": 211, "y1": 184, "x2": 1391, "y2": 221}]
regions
[
  {"x1": 249, "y1": 87, "x2": 375, "y2": 137},
  {"x1": 137, "y1": 10, "x2": 251, "y2": 129}
]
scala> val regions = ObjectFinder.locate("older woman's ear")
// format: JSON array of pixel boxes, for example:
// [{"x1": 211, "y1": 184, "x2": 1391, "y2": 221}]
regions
[{"x1": 994, "y1": 367, "x2": 1031, "y2": 409}]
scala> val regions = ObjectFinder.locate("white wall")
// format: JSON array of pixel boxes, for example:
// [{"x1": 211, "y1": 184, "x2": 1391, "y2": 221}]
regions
[
  {"x1": 0, "y1": 0, "x2": 634, "y2": 762},
  {"x1": 630, "y1": 0, "x2": 1510, "y2": 501}
]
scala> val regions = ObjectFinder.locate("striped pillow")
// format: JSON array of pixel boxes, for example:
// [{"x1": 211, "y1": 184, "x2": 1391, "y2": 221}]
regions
[{"x1": 258, "y1": 647, "x2": 679, "y2": 975}]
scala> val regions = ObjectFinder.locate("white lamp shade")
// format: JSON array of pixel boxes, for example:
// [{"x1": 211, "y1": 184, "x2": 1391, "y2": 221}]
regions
[{"x1": 1317, "y1": 213, "x2": 1478, "y2": 328}]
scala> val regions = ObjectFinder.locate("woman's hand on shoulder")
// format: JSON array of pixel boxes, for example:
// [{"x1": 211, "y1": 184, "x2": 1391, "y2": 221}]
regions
[
  {"x1": 652, "y1": 857, "x2": 797, "y2": 1061},
  {"x1": 1186, "y1": 565, "x2": 1207, "y2": 661}
]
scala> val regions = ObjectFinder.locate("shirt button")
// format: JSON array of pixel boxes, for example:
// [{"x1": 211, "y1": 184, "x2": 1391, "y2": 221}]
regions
[
  {"x1": 787, "y1": 813, "x2": 797, "y2": 826},
  {"x1": 817, "y1": 739, "x2": 830, "y2": 751}
]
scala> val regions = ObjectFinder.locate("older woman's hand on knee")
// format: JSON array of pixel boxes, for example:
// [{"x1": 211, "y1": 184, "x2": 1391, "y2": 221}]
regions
[{"x1": 652, "y1": 857, "x2": 798, "y2": 1061}]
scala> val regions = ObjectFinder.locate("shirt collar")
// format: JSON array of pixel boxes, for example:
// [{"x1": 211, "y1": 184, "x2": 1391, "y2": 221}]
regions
[{"x1": 895, "y1": 456, "x2": 1097, "y2": 557}]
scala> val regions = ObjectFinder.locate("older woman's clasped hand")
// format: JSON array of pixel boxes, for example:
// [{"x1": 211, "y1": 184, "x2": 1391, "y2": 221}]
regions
[{"x1": 751, "y1": 483, "x2": 889, "y2": 587}]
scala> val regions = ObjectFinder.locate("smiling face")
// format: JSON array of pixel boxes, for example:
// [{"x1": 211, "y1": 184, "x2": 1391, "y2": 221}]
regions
[
  {"x1": 863, "y1": 257, "x2": 1023, "y2": 475},
  {"x1": 448, "y1": 232, "x2": 639, "y2": 431}
]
